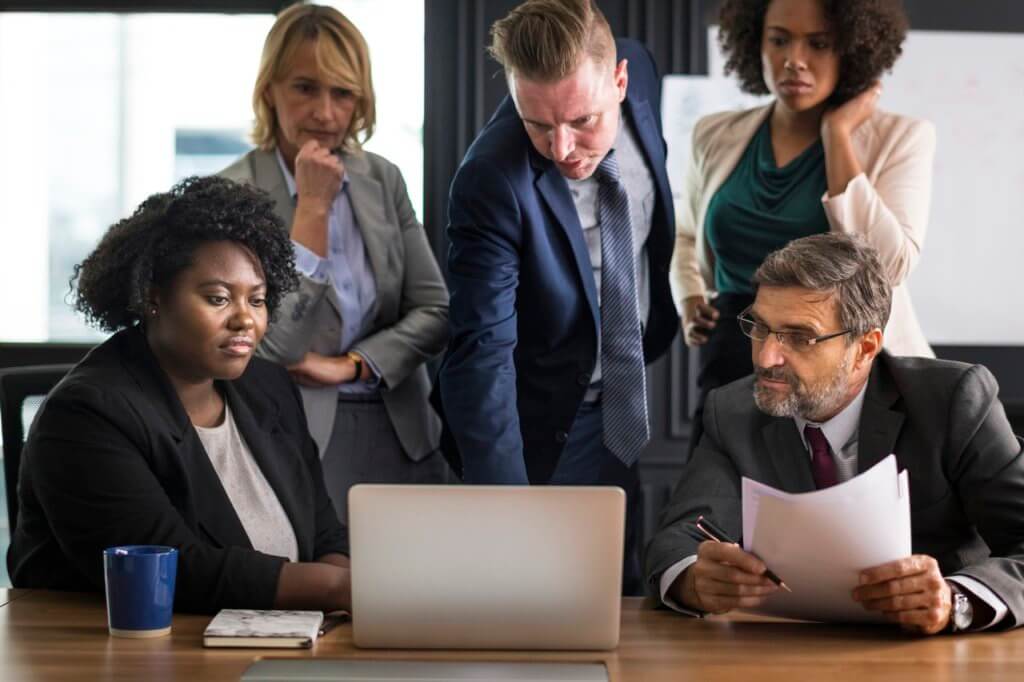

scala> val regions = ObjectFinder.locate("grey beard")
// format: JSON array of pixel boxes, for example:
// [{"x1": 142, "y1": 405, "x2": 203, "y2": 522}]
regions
[{"x1": 753, "y1": 356, "x2": 851, "y2": 421}]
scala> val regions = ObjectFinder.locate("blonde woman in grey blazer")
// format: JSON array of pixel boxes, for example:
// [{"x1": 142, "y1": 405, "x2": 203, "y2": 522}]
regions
[{"x1": 221, "y1": 4, "x2": 450, "y2": 521}]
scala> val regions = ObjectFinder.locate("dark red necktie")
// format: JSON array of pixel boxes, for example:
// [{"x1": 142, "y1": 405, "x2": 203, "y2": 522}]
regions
[{"x1": 804, "y1": 425, "x2": 838, "y2": 489}]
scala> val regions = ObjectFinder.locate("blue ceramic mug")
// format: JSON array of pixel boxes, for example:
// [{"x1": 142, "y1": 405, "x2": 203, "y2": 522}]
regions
[{"x1": 103, "y1": 545, "x2": 178, "y2": 638}]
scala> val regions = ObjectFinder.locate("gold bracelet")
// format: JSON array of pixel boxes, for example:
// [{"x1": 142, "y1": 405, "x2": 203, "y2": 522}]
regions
[{"x1": 345, "y1": 352, "x2": 363, "y2": 383}]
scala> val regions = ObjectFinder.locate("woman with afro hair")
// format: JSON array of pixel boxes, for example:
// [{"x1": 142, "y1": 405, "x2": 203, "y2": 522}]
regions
[
  {"x1": 9, "y1": 176, "x2": 354, "y2": 614},
  {"x1": 672, "y1": 0, "x2": 935, "y2": 452}
]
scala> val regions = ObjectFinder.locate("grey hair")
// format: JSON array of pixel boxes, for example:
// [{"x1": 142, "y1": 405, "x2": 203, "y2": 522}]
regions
[{"x1": 753, "y1": 233, "x2": 892, "y2": 338}]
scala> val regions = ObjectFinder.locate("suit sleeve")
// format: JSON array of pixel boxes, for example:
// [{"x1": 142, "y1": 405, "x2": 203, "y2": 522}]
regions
[
  {"x1": 668, "y1": 117, "x2": 712, "y2": 308},
  {"x1": 944, "y1": 364, "x2": 1024, "y2": 628},
  {"x1": 351, "y1": 162, "x2": 449, "y2": 389},
  {"x1": 643, "y1": 387, "x2": 743, "y2": 587},
  {"x1": 258, "y1": 272, "x2": 334, "y2": 366},
  {"x1": 822, "y1": 119, "x2": 936, "y2": 286},
  {"x1": 28, "y1": 385, "x2": 286, "y2": 613},
  {"x1": 439, "y1": 158, "x2": 529, "y2": 484}
]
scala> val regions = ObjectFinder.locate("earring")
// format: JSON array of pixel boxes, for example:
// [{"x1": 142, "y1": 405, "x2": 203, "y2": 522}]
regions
[{"x1": 149, "y1": 306, "x2": 158, "y2": 316}]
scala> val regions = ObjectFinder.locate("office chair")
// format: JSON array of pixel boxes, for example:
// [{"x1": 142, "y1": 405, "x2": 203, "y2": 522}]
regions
[{"x1": 0, "y1": 364, "x2": 72, "y2": 534}]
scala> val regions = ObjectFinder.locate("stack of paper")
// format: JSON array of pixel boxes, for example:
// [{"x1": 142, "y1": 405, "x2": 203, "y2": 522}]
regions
[{"x1": 742, "y1": 455, "x2": 911, "y2": 623}]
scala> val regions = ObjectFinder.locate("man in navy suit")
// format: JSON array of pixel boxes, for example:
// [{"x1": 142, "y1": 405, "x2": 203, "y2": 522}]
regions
[{"x1": 436, "y1": 0, "x2": 678, "y2": 593}]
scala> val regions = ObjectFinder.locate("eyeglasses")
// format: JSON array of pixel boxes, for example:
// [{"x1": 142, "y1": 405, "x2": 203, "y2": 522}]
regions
[{"x1": 737, "y1": 307, "x2": 852, "y2": 353}]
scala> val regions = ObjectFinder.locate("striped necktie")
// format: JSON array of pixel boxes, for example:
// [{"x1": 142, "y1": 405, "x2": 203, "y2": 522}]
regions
[{"x1": 594, "y1": 151, "x2": 649, "y2": 467}]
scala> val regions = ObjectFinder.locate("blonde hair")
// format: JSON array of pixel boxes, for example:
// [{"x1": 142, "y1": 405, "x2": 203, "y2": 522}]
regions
[
  {"x1": 251, "y1": 3, "x2": 376, "y2": 151},
  {"x1": 489, "y1": 0, "x2": 614, "y2": 82}
]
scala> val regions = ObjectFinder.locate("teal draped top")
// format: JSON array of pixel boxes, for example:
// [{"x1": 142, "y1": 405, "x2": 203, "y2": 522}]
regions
[{"x1": 704, "y1": 117, "x2": 830, "y2": 295}]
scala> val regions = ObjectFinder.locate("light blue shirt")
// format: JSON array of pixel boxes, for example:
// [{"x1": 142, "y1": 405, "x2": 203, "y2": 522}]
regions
[{"x1": 275, "y1": 149, "x2": 380, "y2": 393}]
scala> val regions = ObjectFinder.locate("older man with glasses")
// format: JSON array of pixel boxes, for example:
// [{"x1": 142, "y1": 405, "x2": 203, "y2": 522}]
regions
[{"x1": 645, "y1": 232, "x2": 1024, "y2": 635}]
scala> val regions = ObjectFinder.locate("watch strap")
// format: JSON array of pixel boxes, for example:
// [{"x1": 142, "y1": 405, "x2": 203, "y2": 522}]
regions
[{"x1": 346, "y1": 352, "x2": 364, "y2": 383}]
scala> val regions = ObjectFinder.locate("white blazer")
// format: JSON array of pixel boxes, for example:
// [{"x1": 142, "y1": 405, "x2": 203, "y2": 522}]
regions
[{"x1": 670, "y1": 104, "x2": 936, "y2": 358}]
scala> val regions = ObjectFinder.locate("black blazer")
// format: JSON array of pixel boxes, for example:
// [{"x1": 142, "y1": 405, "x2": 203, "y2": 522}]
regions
[{"x1": 7, "y1": 327, "x2": 348, "y2": 613}]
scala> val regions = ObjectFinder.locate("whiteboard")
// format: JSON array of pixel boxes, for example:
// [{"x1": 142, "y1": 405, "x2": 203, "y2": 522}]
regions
[{"x1": 662, "y1": 29, "x2": 1024, "y2": 345}]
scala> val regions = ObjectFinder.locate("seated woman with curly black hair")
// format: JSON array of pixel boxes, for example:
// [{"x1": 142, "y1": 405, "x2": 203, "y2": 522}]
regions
[
  {"x1": 8, "y1": 176, "x2": 351, "y2": 614},
  {"x1": 673, "y1": 0, "x2": 936, "y2": 452}
]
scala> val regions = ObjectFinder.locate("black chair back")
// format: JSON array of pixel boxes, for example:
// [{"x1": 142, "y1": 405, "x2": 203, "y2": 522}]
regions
[{"x1": 0, "y1": 365, "x2": 72, "y2": 534}]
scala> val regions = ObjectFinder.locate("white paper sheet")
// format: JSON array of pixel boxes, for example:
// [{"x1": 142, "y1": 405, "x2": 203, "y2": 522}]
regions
[{"x1": 741, "y1": 455, "x2": 912, "y2": 623}]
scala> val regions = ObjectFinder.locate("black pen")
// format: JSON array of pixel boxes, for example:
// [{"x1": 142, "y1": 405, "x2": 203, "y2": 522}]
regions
[
  {"x1": 694, "y1": 515, "x2": 792, "y2": 593},
  {"x1": 317, "y1": 613, "x2": 349, "y2": 638}
]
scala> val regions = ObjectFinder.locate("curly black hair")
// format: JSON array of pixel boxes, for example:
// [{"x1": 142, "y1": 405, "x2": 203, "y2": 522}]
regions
[
  {"x1": 72, "y1": 175, "x2": 298, "y2": 332},
  {"x1": 718, "y1": 0, "x2": 909, "y2": 104}
]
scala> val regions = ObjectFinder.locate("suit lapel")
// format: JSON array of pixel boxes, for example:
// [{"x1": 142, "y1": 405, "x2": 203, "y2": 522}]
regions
[
  {"x1": 344, "y1": 153, "x2": 393, "y2": 325},
  {"x1": 534, "y1": 159, "x2": 601, "y2": 332},
  {"x1": 117, "y1": 329, "x2": 253, "y2": 550},
  {"x1": 857, "y1": 357, "x2": 905, "y2": 475},
  {"x1": 702, "y1": 105, "x2": 773, "y2": 211},
  {"x1": 250, "y1": 149, "x2": 295, "y2": 230},
  {"x1": 222, "y1": 380, "x2": 312, "y2": 560},
  {"x1": 761, "y1": 418, "x2": 816, "y2": 493}
]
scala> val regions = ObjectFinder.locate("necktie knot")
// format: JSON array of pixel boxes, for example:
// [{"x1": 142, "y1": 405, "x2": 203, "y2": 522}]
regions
[
  {"x1": 595, "y1": 150, "x2": 621, "y2": 185},
  {"x1": 803, "y1": 425, "x2": 838, "y2": 489}
]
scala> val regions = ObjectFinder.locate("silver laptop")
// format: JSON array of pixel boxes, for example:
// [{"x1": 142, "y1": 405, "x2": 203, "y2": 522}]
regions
[{"x1": 348, "y1": 485, "x2": 624, "y2": 650}]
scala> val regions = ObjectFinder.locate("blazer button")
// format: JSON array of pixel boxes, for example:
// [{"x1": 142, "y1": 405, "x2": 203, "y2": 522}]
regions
[
  {"x1": 555, "y1": 431, "x2": 568, "y2": 444},
  {"x1": 577, "y1": 373, "x2": 590, "y2": 387}
]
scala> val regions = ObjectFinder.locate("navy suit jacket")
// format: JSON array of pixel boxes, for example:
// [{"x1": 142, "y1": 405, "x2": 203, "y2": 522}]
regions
[{"x1": 437, "y1": 39, "x2": 678, "y2": 485}]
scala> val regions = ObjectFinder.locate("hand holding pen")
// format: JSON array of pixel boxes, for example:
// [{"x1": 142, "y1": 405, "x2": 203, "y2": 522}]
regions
[
  {"x1": 692, "y1": 516, "x2": 790, "y2": 592},
  {"x1": 671, "y1": 515, "x2": 789, "y2": 614}
]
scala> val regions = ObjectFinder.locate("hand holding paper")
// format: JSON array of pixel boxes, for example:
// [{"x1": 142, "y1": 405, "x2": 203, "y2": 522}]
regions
[
  {"x1": 741, "y1": 455, "x2": 912, "y2": 623},
  {"x1": 853, "y1": 554, "x2": 952, "y2": 634}
]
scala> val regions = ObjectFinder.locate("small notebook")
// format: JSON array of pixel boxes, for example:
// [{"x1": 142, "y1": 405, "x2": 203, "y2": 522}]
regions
[{"x1": 203, "y1": 609, "x2": 324, "y2": 648}]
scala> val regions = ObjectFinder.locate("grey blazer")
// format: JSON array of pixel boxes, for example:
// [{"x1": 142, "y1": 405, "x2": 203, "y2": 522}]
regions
[
  {"x1": 220, "y1": 148, "x2": 448, "y2": 461},
  {"x1": 645, "y1": 353, "x2": 1024, "y2": 628}
]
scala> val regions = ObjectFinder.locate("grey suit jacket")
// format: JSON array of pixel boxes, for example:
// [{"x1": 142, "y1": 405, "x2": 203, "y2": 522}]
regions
[
  {"x1": 220, "y1": 148, "x2": 448, "y2": 461},
  {"x1": 645, "y1": 353, "x2": 1024, "y2": 628}
]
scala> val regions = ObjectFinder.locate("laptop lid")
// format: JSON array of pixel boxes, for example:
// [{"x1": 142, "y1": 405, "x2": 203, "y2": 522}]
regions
[{"x1": 348, "y1": 485, "x2": 624, "y2": 650}]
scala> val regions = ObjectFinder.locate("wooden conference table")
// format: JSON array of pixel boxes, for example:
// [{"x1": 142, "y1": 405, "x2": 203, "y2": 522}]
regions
[{"x1": 3, "y1": 589, "x2": 1024, "y2": 681}]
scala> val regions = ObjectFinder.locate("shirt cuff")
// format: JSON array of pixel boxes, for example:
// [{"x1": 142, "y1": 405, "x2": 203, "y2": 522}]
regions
[
  {"x1": 347, "y1": 347, "x2": 383, "y2": 388},
  {"x1": 291, "y1": 239, "x2": 328, "y2": 282},
  {"x1": 658, "y1": 556, "x2": 704, "y2": 617},
  {"x1": 947, "y1": 575, "x2": 1009, "y2": 631},
  {"x1": 356, "y1": 351, "x2": 383, "y2": 388}
]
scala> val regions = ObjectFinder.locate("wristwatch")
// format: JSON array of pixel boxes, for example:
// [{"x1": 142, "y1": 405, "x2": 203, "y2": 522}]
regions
[
  {"x1": 346, "y1": 352, "x2": 364, "y2": 383},
  {"x1": 946, "y1": 581, "x2": 974, "y2": 633}
]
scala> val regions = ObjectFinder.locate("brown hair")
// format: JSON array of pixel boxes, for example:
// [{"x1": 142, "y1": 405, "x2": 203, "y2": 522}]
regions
[
  {"x1": 754, "y1": 233, "x2": 893, "y2": 337},
  {"x1": 488, "y1": 0, "x2": 615, "y2": 82},
  {"x1": 251, "y1": 3, "x2": 375, "y2": 151}
]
